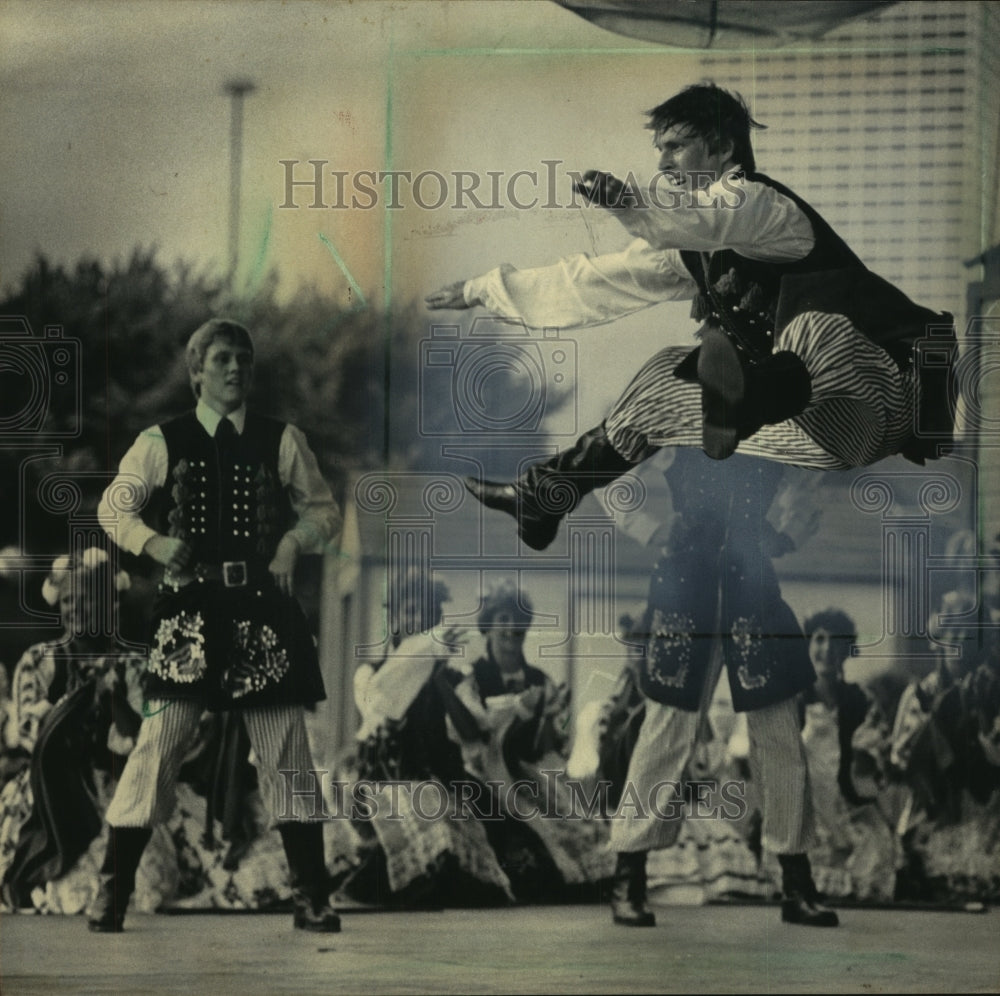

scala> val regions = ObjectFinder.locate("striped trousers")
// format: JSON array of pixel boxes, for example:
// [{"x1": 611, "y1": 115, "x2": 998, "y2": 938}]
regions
[
  {"x1": 605, "y1": 311, "x2": 915, "y2": 469},
  {"x1": 105, "y1": 701, "x2": 318, "y2": 828},
  {"x1": 608, "y1": 694, "x2": 815, "y2": 856}
]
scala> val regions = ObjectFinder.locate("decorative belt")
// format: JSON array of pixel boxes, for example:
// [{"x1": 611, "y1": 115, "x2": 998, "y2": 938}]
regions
[
  {"x1": 164, "y1": 561, "x2": 270, "y2": 590},
  {"x1": 203, "y1": 561, "x2": 254, "y2": 587}
]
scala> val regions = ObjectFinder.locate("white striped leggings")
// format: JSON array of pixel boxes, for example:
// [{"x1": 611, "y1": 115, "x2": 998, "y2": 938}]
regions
[
  {"x1": 604, "y1": 311, "x2": 915, "y2": 469},
  {"x1": 608, "y1": 695, "x2": 815, "y2": 856},
  {"x1": 105, "y1": 701, "x2": 318, "y2": 828}
]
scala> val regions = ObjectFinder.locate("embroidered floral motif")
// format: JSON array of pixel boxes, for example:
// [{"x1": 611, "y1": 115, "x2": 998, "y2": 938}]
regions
[
  {"x1": 253, "y1": 464, "x2": 281, "y2": 558},
  {"x1": 704, "y1": 265, "x2": 775, "y2": 332},
  {"x1": 738, "y1": 282, "x2": 768, "y2": 316},
  {"x1": 149, "y1": 611, "x2": 207, "y2": 684},
  {"x1": 713, "y1": 267, "x2": 742, "y2": 298},
  {"x1": 731, "y1": 615, "x2": 770, "y2": 690},
  {"x1": 167, "y1": 459, "x2": 194, "y2": 542},
  {"x1": 645, "y1": 609, "x2": 695, "y2": 689},
  {"x1": 223, "y1": 619, "x2": 290, "y2": 698}
]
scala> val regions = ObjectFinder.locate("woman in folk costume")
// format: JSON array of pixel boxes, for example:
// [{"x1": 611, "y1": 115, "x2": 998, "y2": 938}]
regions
[
  {"x1": 795, "y1": 609, "x2": 900, "y2": 903},
  {"x1": 337, "y1": 568, "x2": 513, "y2": 907},
  {"x1": 0, "y1": 550, "x2": 169, "y2": 913},
  {"x1": 450, "y1": 581, "x2": 615, "y2": 902},
  {"x1": 885, "y1": 590, "x2": 1000, "y2": 904},
  {"x1": 0, "y1": 550, "x2": 292, "y2": 916}
]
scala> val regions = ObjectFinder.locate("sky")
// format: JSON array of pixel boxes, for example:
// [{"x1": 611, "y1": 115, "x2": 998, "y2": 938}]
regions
[
  {"x1": 1, "y1": 0, "x2": 661, "y2": 293},
  {"x1": 0, "y1": 0, "x2": 722, "y2": 428}
]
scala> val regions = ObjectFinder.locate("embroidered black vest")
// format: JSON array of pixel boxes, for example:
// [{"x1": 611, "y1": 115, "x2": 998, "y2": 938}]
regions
[
  {"x1": 471, "y1": 655, "x2": 549, "y2": 701},
  {"x1": 151, "y1": 411, "x2": 293, "y2": 567},
  {"x1": 661, "y1": 448, "x2": 785, "y2": 561},
  {"x1": 679, "y1": 172, "x2": 941, "y2": 368},
  {"x1": 680, "y1": 172, "x2": 861, "y2": 348}
]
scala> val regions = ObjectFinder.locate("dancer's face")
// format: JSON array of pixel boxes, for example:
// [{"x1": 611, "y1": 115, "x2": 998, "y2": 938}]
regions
[
  {"x1": 397, "y1": 597, "x2": 436, "y2": 639},
  {"x1": 196, "y1": 337, "x2": 254, "y2": 415},
  {"x1": 59, "y1": 576, "x2": 103, "y2": 636},
  {"x1": 654, "y1": 124, "x2": 735, "y2": 185},
  {"x1": 808, "y1": 628, "x2": 846, "y2": 678},
  {"x1": 487, "y1": 611, "x2": 528, "y2": 672}
]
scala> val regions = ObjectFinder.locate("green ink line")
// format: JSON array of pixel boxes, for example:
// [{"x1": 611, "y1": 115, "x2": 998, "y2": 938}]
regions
[
  {"x1": 317, "y1": 233, "x2": 368, "y2": 309},
  {"x1": 398, "y1": 44, "x2": 969, "y2": 58},
  {"x1": 405, "y1": 46, "x2": 674, "y2": 56},
  {"x1": 325, "y1": 547, "x2": 357, "y2": 561},
  {"x1": 384, "y1": 25, "x2": 395, "y2": 315},
  {"x1": 142, "y1": 699, "x2": 171, "y2": 717},
  {"x1": 383, "y1": 20, "x2": 396, "y2": 466},
  {"x1": 246, "y1": 200, "x2": 273, "y2": 296}
]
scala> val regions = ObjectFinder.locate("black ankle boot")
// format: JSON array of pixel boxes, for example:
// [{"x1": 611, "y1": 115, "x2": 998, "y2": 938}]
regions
[
  {"x1": 87, "y1": 826, "x2": 152, "y2": 933},
  {"x1": 610, "y1": 851, "x2": 656, "y2": 927},
  {"x1": 278, "y1": 821, "x2": 341, "y2": 933},
  {"x1": 778, "y1": 853, "x2": 839, "y2": 927},
  {"x1": 465, "y1": 424, "x2": 636, "y2": 550},
  {"x1": 697, "y1": 329, "x2": 812, "y2": 460}
]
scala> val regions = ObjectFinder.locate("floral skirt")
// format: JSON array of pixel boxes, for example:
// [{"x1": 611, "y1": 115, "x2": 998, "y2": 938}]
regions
[
  {"x1": 336, "y1": 780, "x2": 515, "y2": 907},
  {"x1": 0, "y1": 768, "x2": 292, "y2": 914},
  {"x1": 143, "y1": 580, "x2": 325, "y2": 711}
]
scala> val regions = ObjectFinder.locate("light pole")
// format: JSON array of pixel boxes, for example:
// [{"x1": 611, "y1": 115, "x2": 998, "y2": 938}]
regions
[{"x1": 223, "y1": 78, "x2": 256, "y2": 282}]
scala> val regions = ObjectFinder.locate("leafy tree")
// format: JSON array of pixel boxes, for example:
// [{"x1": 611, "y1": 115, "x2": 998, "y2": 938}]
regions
[{"x1": 0, "y1": 249, "x2": 569, "y2": 559}]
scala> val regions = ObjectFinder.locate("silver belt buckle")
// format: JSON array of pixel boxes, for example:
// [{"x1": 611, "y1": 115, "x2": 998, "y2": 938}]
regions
[{"x1": 222, "y1": 561, "x2": 247, "y2": 587}]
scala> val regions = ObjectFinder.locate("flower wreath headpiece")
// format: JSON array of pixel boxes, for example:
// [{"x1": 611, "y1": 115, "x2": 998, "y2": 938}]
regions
[{"x1": 41, "y1": 547, "x2": 131, "y2": 606}]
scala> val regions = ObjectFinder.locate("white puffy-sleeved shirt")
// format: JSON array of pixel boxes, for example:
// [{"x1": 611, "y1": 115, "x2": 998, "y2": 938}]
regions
[
  {"x1": 462, "y1": 172, "x2": 816, "y2": 331},
  {"x1": 353, "y1": 629, "x2": 466, "y2": 740},
  {"x1": 97, "y1": 400, "x2": 341, "y2": 558}
]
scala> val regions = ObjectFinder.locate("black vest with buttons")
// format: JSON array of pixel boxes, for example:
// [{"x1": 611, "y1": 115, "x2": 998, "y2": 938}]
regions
[
  {"x1": 677, "y1": 171, "x2": 955, "y2": 461},
  {"x1": 679, "y1": 171, "x2": 863, "y2": 355},
  {"x1": 154, "y1": 410, "x2": 293, "y2": 568}
]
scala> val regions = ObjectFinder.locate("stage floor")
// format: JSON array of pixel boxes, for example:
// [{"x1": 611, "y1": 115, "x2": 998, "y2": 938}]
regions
[{"x1": 2, "y1": 902, "x2": 997, "y2": 995}]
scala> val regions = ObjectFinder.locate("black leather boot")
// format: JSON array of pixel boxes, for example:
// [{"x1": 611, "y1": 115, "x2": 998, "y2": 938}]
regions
[
  {"x1": 87, "y1": 826, "x2": 153, "y2": 933},
  {"x1": 779, "y1": 852, "x2": 839, "y2": 927},
  {"x1": 697, "y1": 329, "x2": 811, "y2": 460},
  {"x1": 465, "y1": 424, "x2": 636, "y2": 550},
  {"x1": 278, "y1": 821, "x2": 341, "y2": 932},
  {"x1": 610, "y1": 851, "x2": 656, "y2": 927}
]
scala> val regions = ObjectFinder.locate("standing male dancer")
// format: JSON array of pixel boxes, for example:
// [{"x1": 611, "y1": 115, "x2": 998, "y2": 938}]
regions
[
  {"x1": 426, "y1": 82, "x2": 955, "y2": 550},
  {"x1": 93, "y1": 318, "x2": 342, "y2": 933},
  {"x1": 602, "y1": 449, "x2": 836, "y2": 928}
]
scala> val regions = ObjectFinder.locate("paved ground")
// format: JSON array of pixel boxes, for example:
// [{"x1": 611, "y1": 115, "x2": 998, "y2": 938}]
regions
[{"x1": 1, "y1": 902, "x2": 998, "y2": 995}]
